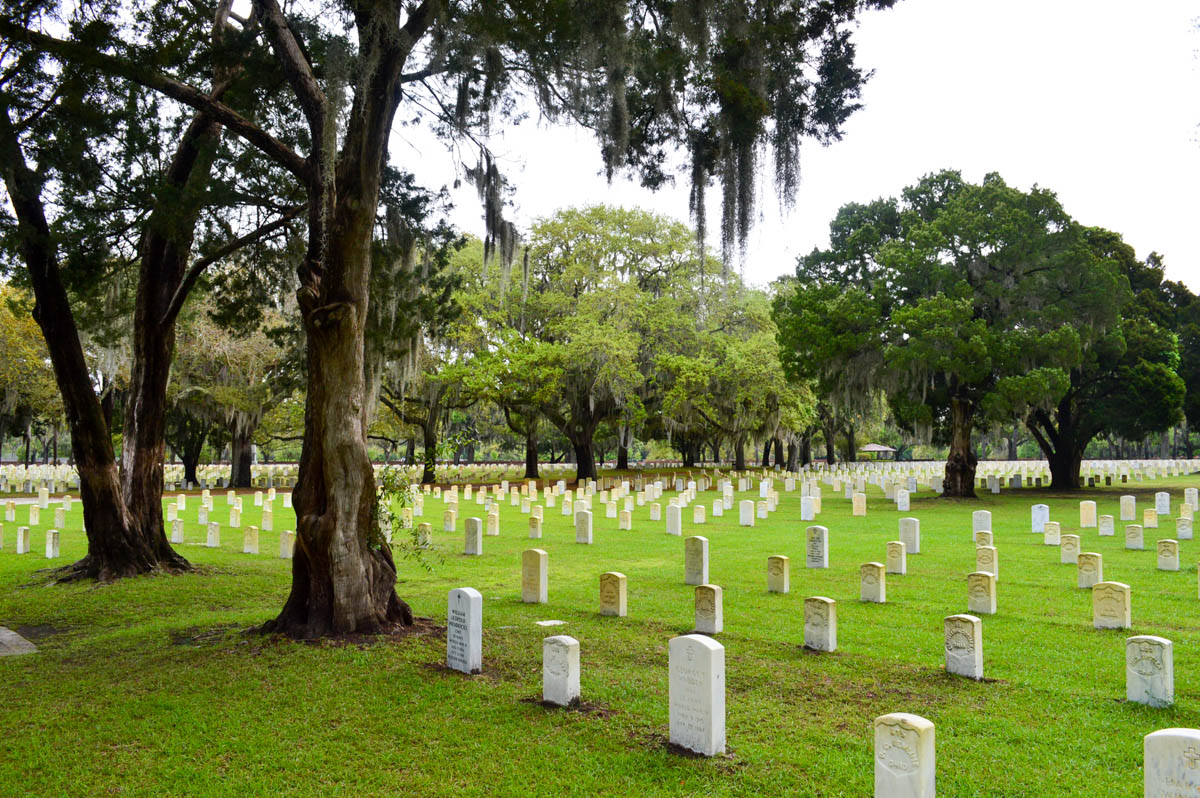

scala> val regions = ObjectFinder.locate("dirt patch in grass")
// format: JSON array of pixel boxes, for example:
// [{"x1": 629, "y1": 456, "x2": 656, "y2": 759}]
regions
[
  {"x1": 169, "y1": 624, "x2": 244, "y2": 646},
  {"x1": 519, "y1": 696, "x2": 617, "y2": 717},
  {"x1": 15, "y1": 623, "x2": 65, "y2": 641},
  {"x1": 288, "y1": 616, "x2": 445, "y2": 649}
]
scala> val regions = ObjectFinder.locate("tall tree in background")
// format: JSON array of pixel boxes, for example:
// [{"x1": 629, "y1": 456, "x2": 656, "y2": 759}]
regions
[
  {"x1": 776, "y1": 171, "x2": 1124, "y2": 497},
  {"x1": 1018, "y1": 230, "x2": 1184, "y2": 488}
]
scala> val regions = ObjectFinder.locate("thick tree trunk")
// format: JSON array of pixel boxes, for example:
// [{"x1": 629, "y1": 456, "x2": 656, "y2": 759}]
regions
[
  {"x1": 800, "y1": 433, "x2": 812, "y2": 467},
  {"x1": 572, "y1": 436, "x2": 597, "y2": 482},
  {"x1": 734, "y1": 436, "x2": 746, "y2": 471},
  {"x1": 682, "y1": 441, "x2": 696, "y2": 468},
  {"x1": 823, "y1": 423, "x2": 838, "y2": 465},
  {"x1": 0, "y1": 107, "x2": 190, "y2": 580},
  {"x1": 772, "y1": 437, "x2": 784, "y2": 468},
  {"x1": 1026, "y1": 404, "x2": 1086, "y2": 491},
  {"x1": 229, "y1": 427, "x2": 255, "y2": 488},
  {"x1": 420, "y1": 420, "x2": 437, "y2": 484},
  {"x1": 617, "y1": 440, "x2": 629, "y2": 471},
  {"x1": 181, "y1": 453, "x2": 200, "y2": 487},
  {"x1": 845, "y1": 426, "x2": 857, "y2": 462},
  {"x1": 786, "y1": 440, "x2": 799, "y2": 471},
  {"x1": 523, "y1": 427, "x2": 540, "y2": 480},
  {"x1": 760, "y1": 438, "x2": 771, "y2": 468},
  {"x1": 943, "y1": 397, "x2": 978, "y2": 498},
  {"x1": 404, "y1": 437, "x2": 416, "y2": 464}
]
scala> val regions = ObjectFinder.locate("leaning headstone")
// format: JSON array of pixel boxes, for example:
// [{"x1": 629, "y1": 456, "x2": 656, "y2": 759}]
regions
[
  {"x1": 1120, "y1": 495, "x2": 1136, "y2": 521},
  {"x1": 1098, "y1": 515, "x2": 1115, "y2": 536},
  {"x1": 1079, "y1": 500, "x2": 1097, "y2": 528},
  {"x1": 446, "y1": 587, "x2": 482, "y2": 674},
  {"x1": 967, "y1": 571, "x2": 996, "y2": 615},
  {"x1": 1031, "y1": 504, "x2": 1049, "y2": 534},
  {"x1": 1157, "y1": 539, "x2": 1180, "y2": 572},
  {"x1": 972, "y1": 510, "x2": 991, "y2": 532},
  {"x1": 1060, "y1": 534, "x2": 1080, "y2": 565},
  {"x1": 542, "y1": 635, "x2": 580, "y2": 707},
  {"x1": 599, "y1": 572, "x2": 627, "y2": 617},
  {"x1": 522, "y1": 548, "x2": 548, "y2": 603},
  {"x1": 1077, "y1": 552, "x2": 1103, "y2": 588},
  {"x1": 874, "y1": 713, "x2": 935, "y2": 798},
  {"x1": 668, "y1": 633, "x2": 725, "y2": 757},
  {"x1": 1143, "y1": 728, "x2": 1200, "y2": 796},
  {"x1": 1125, "y1": 524, "x2": 1144, "y2": 551},
  {"x1": 944, "y1": 613, "x2": 983, "y2": 679},
  {"x1": 694, "y1": 584, "x2": 723, "y2": 635},
  {"x1": 685, "y1": 536, "x2": 709, "y2": 585},
  {"x1": 860, "y1": 562, "x2": 886, "y2": 603},
  {"x1": 886, "y1": 541, "x2": 906, "y2": 575},
  {"x1": 899, "y1": 517, "x2": 920, "y2": 554},
  {"x1": 464, "y1": 517, "x2": 483, "y2": 556},
  {"x1": 1126, "y1": 635, "x2": 1174, "y2": 708},
  {"x1": 804, "y1": 596, "x2": 837, "y2": 651},
  {"x1": 806, "y1": 525, "x2": 829, "y2": 569},
  {"x1": 575, "y1": 510, "x2": 593, "y2": 544},
  {"x1": 1093, "y1": 581, "x2": 1132, "y2": 629},
  {"x1": 738, "y1": 500, "x2": 755, "y2": 527},
  {"x1": 767, "y1": 555, "x2": 789, "y2": 593}
]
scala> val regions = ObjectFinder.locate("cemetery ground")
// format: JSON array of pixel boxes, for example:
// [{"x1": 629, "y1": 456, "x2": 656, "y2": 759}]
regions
[{"x1": 2, "y1": 478, "x2": 1199, "y2": 796}]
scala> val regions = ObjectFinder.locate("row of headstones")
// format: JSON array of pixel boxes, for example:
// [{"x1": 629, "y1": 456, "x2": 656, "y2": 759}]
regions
[
  {"x1": 870, "y1": 713, "x2": 1198, "y2": 797},
  {"x1": 0, "y1": 522, "x2": 298, "y2": 560},
  {"x1": 448, "y1": 585, "x2": 1185, "y2": 788},
  {"x1": 965, "y1": 513, "x2": 1178, "y2": 708}
]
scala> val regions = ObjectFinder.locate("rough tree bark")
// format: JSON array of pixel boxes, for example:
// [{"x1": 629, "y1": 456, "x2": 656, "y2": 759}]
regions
[
  {"x1": 260, "y1": 0, "x2": 438, "y2": 636},
  {"x1": 734, "y1": 436, "x2": 746, "y2": 471},
  {"x1": 943, "y1": 396, "x2": 979, "y2": 498}
]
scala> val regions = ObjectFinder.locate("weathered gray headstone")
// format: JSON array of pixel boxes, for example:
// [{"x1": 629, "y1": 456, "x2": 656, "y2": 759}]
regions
[
  {"x1": 542, "y1": 635, "x2": 580, "y2": 707},
  {"x1": 944, "y1": 613, "x2": 983, "y2": 679},
  {"x1": 1127, "y1": 635, "x2": 1173, "y2": 708},
  {"x1": 803, "y1": 596, "x2": 836, "y2": 652}
]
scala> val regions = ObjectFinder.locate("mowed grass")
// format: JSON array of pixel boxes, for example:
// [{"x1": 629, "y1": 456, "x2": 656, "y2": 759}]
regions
[{"x1": 1, "y1": 476, "x2": 1200, "y2": 796}]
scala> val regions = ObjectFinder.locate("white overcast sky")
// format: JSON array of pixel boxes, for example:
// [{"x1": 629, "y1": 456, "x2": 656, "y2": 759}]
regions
[{"x1": 396, "y1": 0, "x2": 1200, "y2": 290}]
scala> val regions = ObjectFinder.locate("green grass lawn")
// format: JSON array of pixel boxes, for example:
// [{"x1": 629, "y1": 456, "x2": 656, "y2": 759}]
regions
[{"x1": 1, "y1": 476, "x2": 1199, "y2": 796}]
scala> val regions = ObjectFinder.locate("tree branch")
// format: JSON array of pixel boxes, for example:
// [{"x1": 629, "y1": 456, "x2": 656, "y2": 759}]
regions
[
  {"x1": 0, "y1": 19, "x2": 309, "y2": 179},
  {"x1": 159, "y1": 205, "x2": 306, "y2": 327}
]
